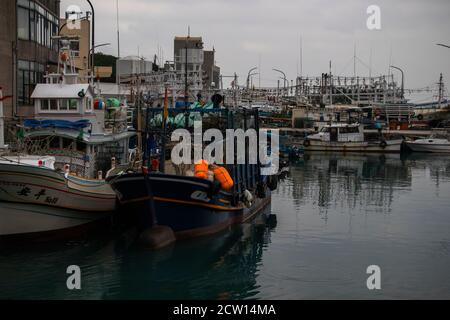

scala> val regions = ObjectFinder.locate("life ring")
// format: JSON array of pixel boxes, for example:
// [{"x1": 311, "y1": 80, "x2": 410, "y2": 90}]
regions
[
  {"x1": 417, "y1": 114, "x2": 424, "y2": 121},
  {"x1": 303, "y1": 139, "x2": 311, "y2": 147},
  {"x1": 379, "y1": 140, "x2": 387, "y2": 149}
]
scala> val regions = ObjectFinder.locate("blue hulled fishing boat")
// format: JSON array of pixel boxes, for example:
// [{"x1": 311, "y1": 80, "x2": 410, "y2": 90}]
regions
[
  {"x1": 108, "y1": 171, "x2": 271, "y2": 239},
  {"x1": 107, "y1": 106, "x2": 279, "y2": 244}
]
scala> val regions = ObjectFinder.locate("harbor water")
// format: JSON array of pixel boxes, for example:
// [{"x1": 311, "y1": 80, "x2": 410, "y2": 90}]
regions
[{"x1": 1, "y1": 153, "x2": 450, "y2": 299}]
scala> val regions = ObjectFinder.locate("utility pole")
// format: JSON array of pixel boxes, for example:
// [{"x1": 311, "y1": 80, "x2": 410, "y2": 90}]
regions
[
  {"x1": 273, "y1": 68, "x2": 287, "y2": 95},
  {"x1": 246, "y1": 67, "x2": 257, "y2": 89},
  {"x1": 116, "y1": 0, "x2": 121, "y2": 92},
  {"x1": 86, "y1": 0, "x2": 95, "y2": 82}
]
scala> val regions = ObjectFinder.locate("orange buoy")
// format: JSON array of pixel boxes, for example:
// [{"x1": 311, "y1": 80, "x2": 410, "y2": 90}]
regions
[
  {"x1": 194, "y1": 159, "x2": 209, "y2": 179},
  {"x1": 212, "y1": 166, "x2": 234, "y2": 190}
]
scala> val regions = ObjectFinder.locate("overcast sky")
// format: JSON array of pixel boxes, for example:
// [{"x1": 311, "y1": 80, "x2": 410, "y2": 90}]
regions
[{"x1": 60, "y1": 0, "x2": 450, "y2": 100}]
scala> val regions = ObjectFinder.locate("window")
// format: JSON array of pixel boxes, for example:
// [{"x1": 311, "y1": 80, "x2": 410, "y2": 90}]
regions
[
  {"x1": 70, "y1": 40, "x2": 80, "y2": 57},
  {"x1": 44, "y1": 19, "x2": 49, "y2": 48},
  {"x1": 339, "y1": 127, "x2": 348, "y2": 134},
  {"x1": 59, "y1": 99, "x2": 69, "y2": 110},
  {"x1": 68, "y1": 99, "x2": 78, "y2": 111},
  {"x1": 49, "y1": 136, "x2": 60, "y2": 149},
  {"x1": 40, "y1": 99, "x2": 79, "y2": 112},
  {"x1": 62, "y1": 138, "x2": 73, "y2": 149},
  {"x1": 50, "y1": 99, "x2": 58, "y2": 110},
  {"x1": 17, "y1": 2, "x2": 59, "y2": 51},
  {"x1": 348, "y1": 126, "x2": 359, "y2": 133},
  {"x1": 18, "y1": 60, "x2": 45, "y2": 105},
  {"x1": 40, "y1": 100, "x2": 49, "y2": 110},
  {"x1": 30, "y1": 10, "x2": 35, "y2": 41},
  {"x1": 85, "y1": 98, "x2": 92, "y2": 111},
  {"x1": 18, "y1": 7, "x2": 30, "y2": 40}
]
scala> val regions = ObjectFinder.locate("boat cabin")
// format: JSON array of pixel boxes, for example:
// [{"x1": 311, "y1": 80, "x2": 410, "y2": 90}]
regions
[
  {"x1": 31, "y1": 83, "x2": 106, "y2": 133},
  {"x1": 308, "y1": 123, "x2": 365, "y2": 143},
  {"x1": 21, "y1": 38, "x2": 135, "y2": 179}
]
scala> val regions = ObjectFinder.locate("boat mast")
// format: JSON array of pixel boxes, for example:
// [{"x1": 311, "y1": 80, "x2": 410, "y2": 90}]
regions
[
  {"x1": 184, "y1": 28, "x2": 189, "y2": 128},
  {"x1": 329, "y1": 60, "x2": 333, "y2": 108},
  {"x1": 116, "y1": 0, "x2": 121, "y2": 97},
  {"x1": 438, "y1": 73, "x2": 443, "y2": 108},
  {"x1": 0, "y1": 87, "x2": 11, "y2": 150}
]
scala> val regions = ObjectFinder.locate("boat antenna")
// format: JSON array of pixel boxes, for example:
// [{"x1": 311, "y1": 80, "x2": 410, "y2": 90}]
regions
[
  {"x1": 116, "y1": 0, "x2": 121, "y2": 97},
  {"x1": 300, "y1": 36, "x2": 303, "y2": 78},
  {"x1": 329, "y1": 60, "x2": 333, "y2": 107}
]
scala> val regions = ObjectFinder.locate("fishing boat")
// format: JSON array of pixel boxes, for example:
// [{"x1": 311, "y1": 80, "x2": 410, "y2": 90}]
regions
[
  {"x1": 0, "y1": 156, "x2": 117, "y2": 212},
  {"x1": 413, "y1": 74, "x2": 450, "y2": 124},
  {"x1": 303, "y1": 123, "x2": 403, "y2": 152},
  {"x1": 0, "y1": 37, "x2": 134, "y2": 239},
  {"x1": 405, "y1": 133, "x2": 450, "y2": 153},
  {"x1": 107, "y1": 170, "x2": 271, "y2": 239},
  {"x1": 106, "y1": 107, "x2": 278, "y2": 244}
]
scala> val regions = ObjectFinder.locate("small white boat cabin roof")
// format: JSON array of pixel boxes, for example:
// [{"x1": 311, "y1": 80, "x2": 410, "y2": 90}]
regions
[{"x1": 31, "y1": 84, "x2": 93, "y2": 99}]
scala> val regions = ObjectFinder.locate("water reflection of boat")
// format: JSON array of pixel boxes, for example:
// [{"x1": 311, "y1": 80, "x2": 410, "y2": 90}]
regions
[
  {"x1": 0, "y1": 208, "x2": 275, "y2": 299},
  {"x1": 115, "y1": 211, "x2": 275, "y2": 299},
  {"x1": 287, "y1": 153, "x2": 411, "y2": 212}
]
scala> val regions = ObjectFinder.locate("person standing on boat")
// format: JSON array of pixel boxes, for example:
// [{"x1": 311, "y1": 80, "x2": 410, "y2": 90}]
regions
[{"x1": 374, "y1": 116, "x2": 384, "y2": 140}]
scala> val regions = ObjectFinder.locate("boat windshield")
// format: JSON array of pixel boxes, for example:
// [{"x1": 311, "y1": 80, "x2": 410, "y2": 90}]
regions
[
  {"x1": 339, "y1": 126, "x2": 360, "y2": 134},
  {"x1": 430, "y1": 133, "x2": 449, "y2": 140}
]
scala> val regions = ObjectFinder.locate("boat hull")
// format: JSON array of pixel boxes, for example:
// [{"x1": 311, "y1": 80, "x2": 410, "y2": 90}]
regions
[
  {"x1": 108, "y1": 173, "x2": 271, "y2": 239},
  {"x1": 0, "y1": 202, "x2": 108, "y2": 238},
  {"x1": 304, "y1": 139, "x2": 403, "y2": 153},
  {"x1": 0, "y1": 163, "x2": 116, "y2": 212},
  {"x1": 405, "y1": 142, "x2": 450, "y2": 153}
]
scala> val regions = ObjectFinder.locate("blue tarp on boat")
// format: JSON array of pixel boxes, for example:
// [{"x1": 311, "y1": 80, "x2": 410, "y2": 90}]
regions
[{"x1": 24, "y1": 119, "x2": 91, "y2": 129}]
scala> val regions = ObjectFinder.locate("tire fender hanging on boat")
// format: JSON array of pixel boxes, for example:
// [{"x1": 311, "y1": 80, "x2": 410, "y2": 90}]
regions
[
  {"x1": 256, "y1": 182, "x2": 267, "y2": 199},
  {"x1": 243, "y1": 189, "x2": 254, "y2": 208},
  {"x1": 267, "y1": 175, "x2": 278, "y2": 191}
]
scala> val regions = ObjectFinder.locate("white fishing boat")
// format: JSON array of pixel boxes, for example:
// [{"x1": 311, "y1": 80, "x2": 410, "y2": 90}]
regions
[
  {"x1": 303, "y1": 123, "x2": 403, "y2": 153},
  {"x1": 413, "y1": 74, "x2": 450, "y2": 122},
  {"x1": 0, "y1": 37, "x2": 135, "y2": 239},
  {"x1": 405, "y1": 133, "x2": 450, "y2": 153},
  {"x1": 0, "y1": 156, "x2": 117, "y2": 212}
]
